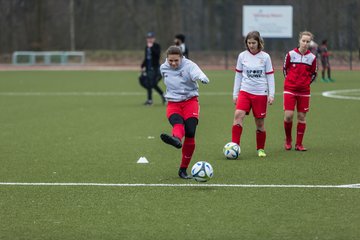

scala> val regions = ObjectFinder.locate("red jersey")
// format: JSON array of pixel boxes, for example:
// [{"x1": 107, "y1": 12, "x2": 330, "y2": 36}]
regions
[{"x1": 283, "y1": 48, "x2": 317, "y2": 95}]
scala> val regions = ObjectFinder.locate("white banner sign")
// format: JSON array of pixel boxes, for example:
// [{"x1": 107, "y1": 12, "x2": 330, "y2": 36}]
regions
[{"x1": 243, "y1": 5, "x2": 293, "y2": 38}]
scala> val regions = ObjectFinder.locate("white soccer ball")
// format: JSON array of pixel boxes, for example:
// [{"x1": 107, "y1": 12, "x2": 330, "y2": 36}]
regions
[
  {"x1": 223, "y1": 142, "x2": 241, "y2": 159},
  {"x1": 191, "y1": 161, "x2": 214, "y2": 182}
]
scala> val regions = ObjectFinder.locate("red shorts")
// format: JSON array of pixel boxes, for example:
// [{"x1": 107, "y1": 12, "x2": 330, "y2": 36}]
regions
[
  {"x1": 283, "y1": 92, "x2": 310, "y2": 112},
  {"x1": 166, "y1": 97, "x2": 199, "y2": 120},
  {"x1": 236, "y1": 91, "x2": 268, "y2": 118}
]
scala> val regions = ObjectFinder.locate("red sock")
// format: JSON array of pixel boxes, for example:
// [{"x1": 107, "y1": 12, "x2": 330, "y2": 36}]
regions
[
  {"x1": 232, "y1": 124, "x2": 243, "y2": 145},
  {"x1": 296, "y1": 122, "x2": 306, "y2": 146},
  {"x1": 284, "y1": 121, "x2": 293, "y2": 142},
  {"x1": 172, "y1": 124, "x2": 185, "y2": 140},
  {"x1": 256, "y1": 130, "x2": 266, "y2": 150},
  {"x1": 180, "y1": 137, "x2": 195, "y2": 168}
]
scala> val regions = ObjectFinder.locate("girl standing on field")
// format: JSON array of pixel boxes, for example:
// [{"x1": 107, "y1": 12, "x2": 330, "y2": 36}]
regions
[
  {"x1": 283, "y1": 31, "x2": 317, "y2": 151},
  {"x1": 160, "y1": 46, "x2": 209, "y2": 179},
  {"x1": 231, "y1": 31, "x2": 275, "y2": 157}
]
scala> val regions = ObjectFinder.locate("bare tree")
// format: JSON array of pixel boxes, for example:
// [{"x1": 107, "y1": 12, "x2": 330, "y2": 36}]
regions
[{"x1": 0, "y1": 0, "x2": 358, "y2": 54}]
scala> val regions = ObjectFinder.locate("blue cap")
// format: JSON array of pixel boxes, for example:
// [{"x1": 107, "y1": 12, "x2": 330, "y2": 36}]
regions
[{"x1": 146, "y1": 32, "x2": 155, "y2": 38}]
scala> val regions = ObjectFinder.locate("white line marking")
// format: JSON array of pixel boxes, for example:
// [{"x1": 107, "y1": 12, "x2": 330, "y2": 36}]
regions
[
  {"x1": 0, "y1": 92, "x2": 144, "y2": 96},
  {"x1": 322, "y1": 89, "x2": 360, "y2": 100},
  {"x1": 0, "y1": 182, "x2": 359, "y2": 189},
  {"x1": 0, "y1": 92, "x2": 324, "y2": 97},
  {"x1": 337, "y1": 183, "x2": 360, "y2": 188},
  {"x1": 0, "y1": 92, "x2": 230, "y2": 96}
]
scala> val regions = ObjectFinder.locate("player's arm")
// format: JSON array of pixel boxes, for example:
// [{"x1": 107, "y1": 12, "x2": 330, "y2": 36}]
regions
[
  {"x1": 190, "y1": 63, "x2": 209, "y2": 84},
  {"x1": 233, "y1": 70, "x2": 242, "y2": 104},
  {"x1": 310, "y1": 58, "x2": 317, "y2": 84},
  {"x1": 265, "y1": 55, "x2": 275, "y2": 105},
  {"x1": 233, "y1": 54, "x2": 243, "y2": 103},
  {"x1": 159, "y1": 64, "x2": 165, "y2": 78},
  {"x1": 283, "y1": 53, "x2": 290, "y2": 77},
  {"x1": 266, "y1": 73, "x2": 275, "y2": 105}
]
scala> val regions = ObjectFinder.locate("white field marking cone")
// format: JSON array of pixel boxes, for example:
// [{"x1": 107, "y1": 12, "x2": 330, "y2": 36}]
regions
[{"x1": 137, "y1": 157, "x2": 149, "y2": 164}]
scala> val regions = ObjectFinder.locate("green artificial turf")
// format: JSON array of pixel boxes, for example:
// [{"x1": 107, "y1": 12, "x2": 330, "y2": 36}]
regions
[{"x1": 0, "y1": 70, "x2": 359, "y2": 239}]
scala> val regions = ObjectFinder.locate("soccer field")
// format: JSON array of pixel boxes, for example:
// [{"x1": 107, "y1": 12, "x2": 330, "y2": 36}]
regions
[{"x1": 0, "y1": 70, "x2": 359, "y2": 239}]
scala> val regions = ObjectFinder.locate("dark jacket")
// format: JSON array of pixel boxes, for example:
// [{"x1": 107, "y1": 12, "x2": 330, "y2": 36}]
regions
[
  {"x1": 141, "y1": 42, "x2": 161, "y2": 70},
  {"x1": 183, "y1": 45, "x2": 189, "y2": 59}
]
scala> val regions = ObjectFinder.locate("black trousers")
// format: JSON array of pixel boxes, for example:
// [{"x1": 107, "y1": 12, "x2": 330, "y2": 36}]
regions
[{"x1": 146, "y1": 68, "x2": 164, "y2": 101}]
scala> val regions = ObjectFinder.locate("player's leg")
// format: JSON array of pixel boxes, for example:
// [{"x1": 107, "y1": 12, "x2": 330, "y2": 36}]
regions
[
  {"x1": 160, "y1": 102, "x2": 184, "y2": 149},
  {"x1": 295, "y1": 112, "x2": 307, "y2": 151},
  {"x1": 327, "y1": 61, "x2": 334, "y2": 82},
  {"x1": 160, "y1": 113, "x2": 183, "y2": 149},
  {"x1": 169, "y1": 114, "x2": 185, "y2": 140},
  {"x1": 295, "y1": 95, "x2": 310, "y2": 151},
  {"x1": 321, "y1": 60, "x2": 328, "y2": 82},
  {"x1": 178, "y1": 97, "x2": 199, "y2": 179},
  {"x1": 232, "y1": 110, "x2": 246, "y2": 145},
  {"x1": 178, "y1": 117, "x2": 198, "y2": 179},
  {"x1": 252, "y1": 94, "x2": 268, "y2": 157},
  {"x1": 284, "y1": 110, "x2": 294, "y2": 150},
  {"x1": 255, "y1": 118, "x2": 266, "y2": 157},
  {"x1": 232, "y1": 91, "x2": 250, "y2": 145},
  {"x1": 283, "y1": 93, "x2": 296, "y2": 150}
]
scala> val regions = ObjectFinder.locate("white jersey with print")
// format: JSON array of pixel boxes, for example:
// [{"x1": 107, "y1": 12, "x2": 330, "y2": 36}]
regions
[{"x1": 233, "y1": 50, "x2": 275, "y2": 98}]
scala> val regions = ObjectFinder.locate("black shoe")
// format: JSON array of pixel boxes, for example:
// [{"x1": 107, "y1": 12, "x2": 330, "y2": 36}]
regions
[
  {"x1": 144, "y1": 100, "x2": 153, "y2": 106},
  {"x1": 178, "y1": 168, "x2": 192, "y2": 179},
  {"x1": 160, "y1": 133, "x2": 182, "y2": 149}
]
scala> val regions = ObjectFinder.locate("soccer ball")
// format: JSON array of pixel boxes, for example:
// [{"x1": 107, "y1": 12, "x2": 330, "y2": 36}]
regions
[
  {"x1": 191, "y1": 161, "x2": 214, "y2": 182},
  {"x1": 223, "y1": 142, "x2": 241, "y2": 159}
]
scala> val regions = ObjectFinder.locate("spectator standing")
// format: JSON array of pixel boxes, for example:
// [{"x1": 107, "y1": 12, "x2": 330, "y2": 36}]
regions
[
  {"x1": 174, "y1": 34, "x2": 189, "y2": 58},
  {"x1": 141, "y1": 32, "x2": 166, "y2": 105}
]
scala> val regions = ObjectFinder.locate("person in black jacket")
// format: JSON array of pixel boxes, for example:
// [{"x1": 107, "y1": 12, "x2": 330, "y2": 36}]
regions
[
  {"x1": 174, "y1": 34, "x2": 189, "y2": 59},
  {"x1": 141, "y1": 32, "x2": 165, "y2": 106}
]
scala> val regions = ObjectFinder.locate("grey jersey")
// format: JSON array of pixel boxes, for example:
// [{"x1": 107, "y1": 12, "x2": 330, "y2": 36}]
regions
[{"x1": 160, "y1": 57, "x2": 209, "y2": 102}]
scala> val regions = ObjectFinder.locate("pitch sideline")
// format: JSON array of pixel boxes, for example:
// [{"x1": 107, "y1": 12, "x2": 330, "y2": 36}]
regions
[
  {"x1": 3, "y1": 90, "x2": 359, "y2": 98},
  {"x1": 1, "y1": 90, "x2": 359, "y2": 99},
  {"x1": 322, "y1": 89, "x2": 360, "y2": 100},
  {"x1": 0, "y1": 91, "x2": 325, "y2": 96},
  {"x1": 0, "y1": 182, "x2": 359, "y2": 189}
]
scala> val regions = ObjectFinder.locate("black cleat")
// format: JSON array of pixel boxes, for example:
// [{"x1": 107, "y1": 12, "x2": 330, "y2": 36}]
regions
[
  {"x1": 144, "y1": 100, "x2": 153, "y2": 106},
  {"x1": 178, "y1": 168, "x2": 192, "y2": 179},
  {"x1": 160, "y1": 134, "x2": 182, "y2": 149}
]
